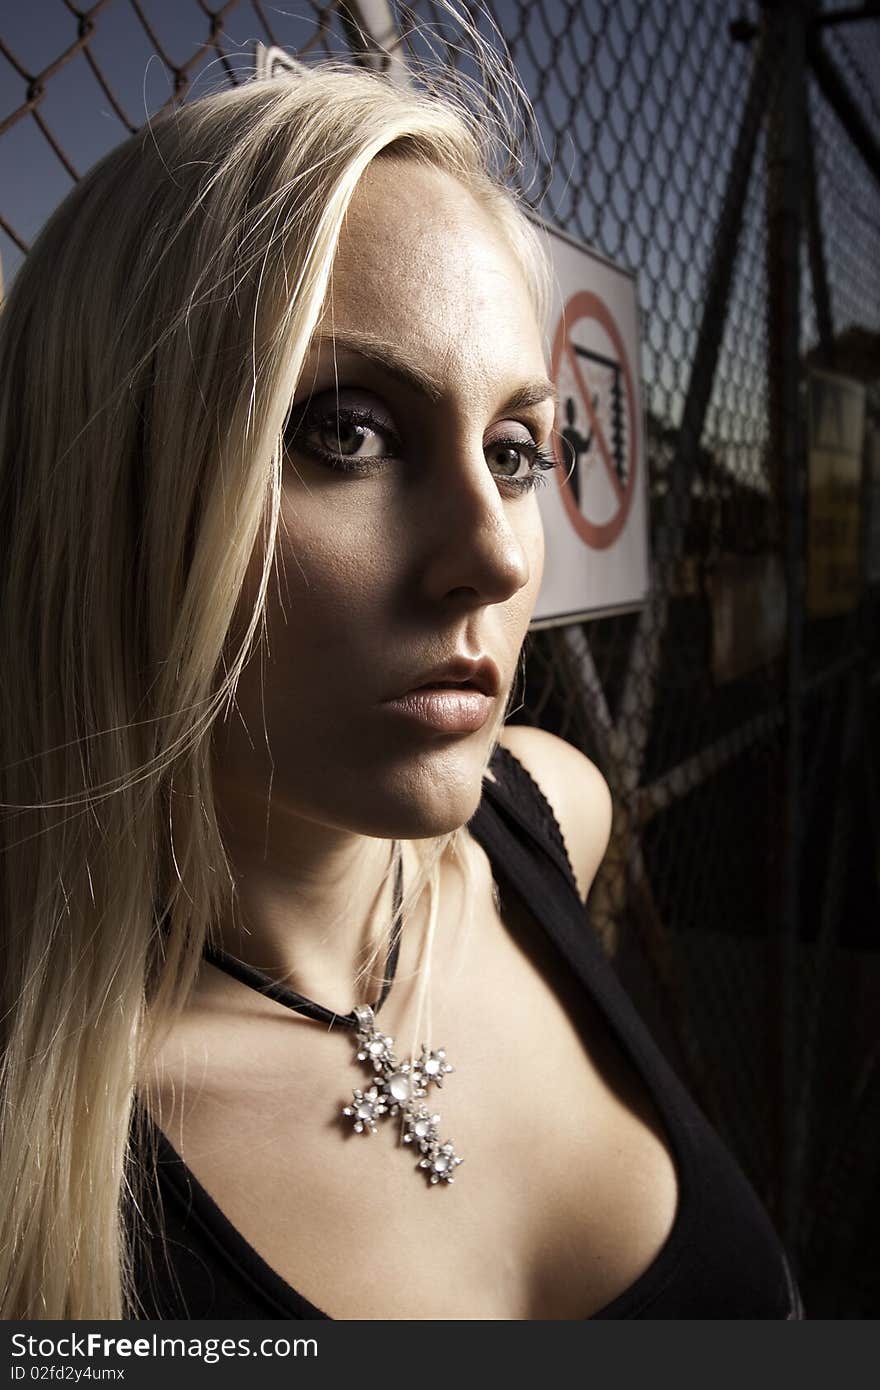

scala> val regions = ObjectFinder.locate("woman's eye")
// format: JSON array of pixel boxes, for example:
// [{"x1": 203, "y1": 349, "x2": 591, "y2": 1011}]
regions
[
  {"x1": 287, "y1": 402, "x2": 400, "y2": 469},
  {"x1": 484, "y1": 436, "x2": 562, "y2": 494},
  {"x1": 486, "y1": 440, "x2": 534, "y2": 481},
  {"x1": 315, "y1": 413, "x2": 395, "y2": 460}
]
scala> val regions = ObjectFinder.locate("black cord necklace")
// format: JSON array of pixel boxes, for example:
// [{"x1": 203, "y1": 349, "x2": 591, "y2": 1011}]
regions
[
  {"x1": 202, "y1": 845, "x2": 404, "y2": 1026},
  {"x1": 201, "y1": 840, "x2": 464, "y2": 1186}
]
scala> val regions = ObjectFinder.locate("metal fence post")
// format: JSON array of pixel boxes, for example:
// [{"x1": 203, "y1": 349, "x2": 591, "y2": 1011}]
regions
[
  {"x1": 803, "y1": 103, "x2": 835, "y2": 366},
  {"x1": 765, "y1": 0, "x2": 809, "y2": 1252},
  {"x1": 338, "y1": 1, "x2": 411, "y2": 85}
]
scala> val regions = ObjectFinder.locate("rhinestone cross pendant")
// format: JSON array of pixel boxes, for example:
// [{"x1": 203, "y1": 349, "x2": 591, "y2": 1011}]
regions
[{"x1": 341, "y1": 1005, "x2": 463, "y2": 1185}]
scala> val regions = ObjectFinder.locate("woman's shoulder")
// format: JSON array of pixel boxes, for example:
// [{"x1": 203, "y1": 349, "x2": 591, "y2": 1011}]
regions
[{"x1": 494, "y1": 725, "x2": 613, "y2": 906}]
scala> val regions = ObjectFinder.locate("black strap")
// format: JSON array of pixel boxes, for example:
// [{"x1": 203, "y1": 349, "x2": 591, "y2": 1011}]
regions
[
  {"x1": 483, "y1": 745, "x2": 583, "y2": 900},
  {"x1": 201, "y1": 841, "x2": 404, "y2": 1029}
]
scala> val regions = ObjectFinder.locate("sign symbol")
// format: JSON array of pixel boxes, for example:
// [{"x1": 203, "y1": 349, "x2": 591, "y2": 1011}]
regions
[
  {"x1": 561, "y1": 392, "x2": 596, "y2": 508},
  {"x1": 550, "y1": 290, "x2": 638, "y2": 550}
]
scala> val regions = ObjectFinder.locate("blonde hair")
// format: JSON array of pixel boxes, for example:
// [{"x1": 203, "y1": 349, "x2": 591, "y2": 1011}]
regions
[{"x1": 0, "y1": 54, "x2": 551, "y2": 1319}]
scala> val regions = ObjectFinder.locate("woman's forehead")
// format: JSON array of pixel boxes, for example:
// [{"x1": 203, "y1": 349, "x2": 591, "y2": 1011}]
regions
[
  {"x1": 320, "y1": 161, "x2": 547, "y2": 405},
  {"x1": 331, "y1": 158, "x2": 525, "y2": 291}
]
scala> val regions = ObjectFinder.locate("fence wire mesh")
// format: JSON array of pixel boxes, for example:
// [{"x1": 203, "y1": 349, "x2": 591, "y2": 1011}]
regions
[{"x1": 1, "y1": 0, "x2": 878, "y2": 1318}]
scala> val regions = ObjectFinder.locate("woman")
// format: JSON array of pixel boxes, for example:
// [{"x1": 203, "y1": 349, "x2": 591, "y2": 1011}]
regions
[{"x1": 0, "y1": 57, "x2": 802, "y2": 1320}]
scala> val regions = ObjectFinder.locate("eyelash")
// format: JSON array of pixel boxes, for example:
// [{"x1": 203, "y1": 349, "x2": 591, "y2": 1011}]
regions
[{"x1": 288, "y1": 405, "x2": 562, "y2": 495}]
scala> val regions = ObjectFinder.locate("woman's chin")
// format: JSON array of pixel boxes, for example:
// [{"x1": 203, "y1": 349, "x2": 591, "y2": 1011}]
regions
[{"x1": 338, "y1": 771, "x2": 487, "y2": 842}]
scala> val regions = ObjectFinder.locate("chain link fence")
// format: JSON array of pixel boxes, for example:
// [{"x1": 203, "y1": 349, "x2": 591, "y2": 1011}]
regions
[{"x1": 2, "y1": 0, "x2": 878, "y2": 1318}]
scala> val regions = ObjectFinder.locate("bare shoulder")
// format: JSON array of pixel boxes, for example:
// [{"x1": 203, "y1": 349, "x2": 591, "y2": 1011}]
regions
[{"x1": 496, "y1": 725, "x2": 613, "y2": 905}]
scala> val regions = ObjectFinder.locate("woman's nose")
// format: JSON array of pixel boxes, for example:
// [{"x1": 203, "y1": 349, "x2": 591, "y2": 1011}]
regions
[{"x1": 409, "y1": 443, "x2": 535, "y2": 609}]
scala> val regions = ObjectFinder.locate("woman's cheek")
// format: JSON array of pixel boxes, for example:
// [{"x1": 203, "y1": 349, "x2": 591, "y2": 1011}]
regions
[{"x1": 520, "y1": 509, "x2": 545, "y2": 600}]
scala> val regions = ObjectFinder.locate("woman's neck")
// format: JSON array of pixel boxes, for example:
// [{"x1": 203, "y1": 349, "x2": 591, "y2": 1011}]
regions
[{"x1": 210, "y1": 818, "x2": 412, "y2": 1013}]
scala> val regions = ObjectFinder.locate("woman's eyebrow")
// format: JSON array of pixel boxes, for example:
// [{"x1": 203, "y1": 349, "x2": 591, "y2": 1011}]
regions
[
  {"x1": 503, "y1": 380, "x2": 559, "y2": 413},
  {"x1": 308, "y1": 331, "x2": 558, "y2": 414}
]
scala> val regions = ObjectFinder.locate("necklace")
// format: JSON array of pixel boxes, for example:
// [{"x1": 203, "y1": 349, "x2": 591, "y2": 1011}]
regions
[{"x1": 201, "y1": 841, "x2": 464, "y2": 1186}]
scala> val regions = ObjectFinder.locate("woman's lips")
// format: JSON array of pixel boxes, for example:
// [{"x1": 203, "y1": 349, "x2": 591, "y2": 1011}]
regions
[{"x1": 379, "y1": 686, "x2": 493, "y2": 733}]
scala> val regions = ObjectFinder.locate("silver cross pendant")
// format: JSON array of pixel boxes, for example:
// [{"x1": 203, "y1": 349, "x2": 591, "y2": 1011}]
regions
[{"x1": 341, "y1": 1005, "x2": 464, "y2": 1184}]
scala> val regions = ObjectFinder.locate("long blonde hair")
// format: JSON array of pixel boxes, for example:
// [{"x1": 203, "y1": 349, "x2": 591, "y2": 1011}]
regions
[{"x1": 0, "y1": 56, "x2": 551, "y2": 1319}]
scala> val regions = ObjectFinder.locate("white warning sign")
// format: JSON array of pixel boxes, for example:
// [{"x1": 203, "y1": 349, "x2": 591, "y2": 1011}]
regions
[{"x1": 528, "y1": 217, "x2": 650, "y2": 626}]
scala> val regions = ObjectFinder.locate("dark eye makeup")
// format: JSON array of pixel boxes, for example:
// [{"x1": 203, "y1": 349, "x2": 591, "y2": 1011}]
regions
[{"x1": 284, "y1": 392, "x2": 562, "y2": 496}]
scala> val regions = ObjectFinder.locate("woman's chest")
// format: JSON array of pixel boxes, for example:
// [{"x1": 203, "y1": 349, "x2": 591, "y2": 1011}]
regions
[{"x1": 145, "y1": 889, "x2": 679, "y2": 1319}]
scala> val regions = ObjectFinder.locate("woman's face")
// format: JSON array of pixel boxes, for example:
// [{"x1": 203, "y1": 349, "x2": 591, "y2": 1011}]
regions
[{"x1": 214, "y1": 157, "x2": 556, "y2": 842}]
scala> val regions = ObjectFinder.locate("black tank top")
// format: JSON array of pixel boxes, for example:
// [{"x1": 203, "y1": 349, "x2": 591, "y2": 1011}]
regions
[{"x1": 130, "y1": 743, "x2": 804, "y2": 1319}]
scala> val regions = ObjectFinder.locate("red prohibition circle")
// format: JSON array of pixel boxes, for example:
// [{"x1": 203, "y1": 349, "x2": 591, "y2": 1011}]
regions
[{"x1": 549, "y1": 290, "x2": 638, "y2": 550}]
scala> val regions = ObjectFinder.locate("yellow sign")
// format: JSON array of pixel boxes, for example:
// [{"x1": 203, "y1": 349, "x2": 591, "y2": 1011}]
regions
[{"x1": 806, "y1": 369, "x2": 866, "y2": 617}]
